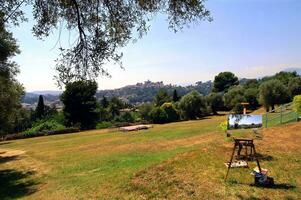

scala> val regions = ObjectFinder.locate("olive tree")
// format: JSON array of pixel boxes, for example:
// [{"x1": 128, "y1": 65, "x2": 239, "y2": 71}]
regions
[
  {"x1": 2, "y1": 0, "x2": 212, "y2": 86},
  {"x1": 259, "y1": 79, "x2": 290, "y2": 112},
  {"x1": 178, "y1": 90, "x2": 207, "y2": 120}
]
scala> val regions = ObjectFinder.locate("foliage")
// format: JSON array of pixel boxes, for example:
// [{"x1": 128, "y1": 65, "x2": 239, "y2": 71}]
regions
[
  {"x1": 116, "y1": 112, "x2": 135, "y2": 123},
  {"x1": 288, "y1": 77, "x2": 301, "y2": 98},
  {"x1": 161, "y1": 103, "x2": 179, "y2": 122},
  {"x1": 219, "y1": 121, "x2": 228, "y2": 132},
  {"x1": 150, "y1": 107, "x2": 168, "y2": 124},
  {"x1": 23, "y1": 120, "x2": 66, "y2": 136},
  {"x1": 96, "y1": 121, "x2": 113, "y2": 129},
  {"x1": 61, "y1": 80, "x2": 99, "y2": 129},
  {"x1": 0, "y1": 16, "x2": 24, "y2": 135},
  {"x1": 213, "y1": 72, "x2": 239, "y2": 92},
  {"x1": 108, "y1": 97, "x2": 124, "y2": 119},
  {"x1": 101, "y1": 96, "x2": 109, "y2": 108},
  {"x1": 293, "y1": 95, "x2": 301, "y2": 115},
  {"x1": 224, "y1": 86, "x2": 246, "y2": 114},
  {"x1": 206, "y1": 92, "x2": 224, "y2": 114},
  {"x1": 96, "y1": 81, "x2": 213, "y2": 105},
  {"x1": 12, "y1": 108, "x2": 33, "y2": 133},
  {"x1": 259, "y1": 79, "x2": 290, "y2": 111},
  {"x1": 139, "y1": 103, "x2": 154, "y2": 122},
  {"x1": 244, "y1": 88, "x2": 260, "y2": 110},
  {"x1": 2, "y1": 0, "x2": 211, "y2": 85},
  {"x1": 172, "y1": 89, "x2": 180, "y2": 102},
  {"x1": 261, "y1": 71, "x2": 298, "y2": 85},
  {"x1": 154, "y1": 90, "x2": 171, "y2": 107},
  {"x1": 178, "y1": 90, "x2": 207, "y2": 120},
  {"x1": 35, "y1": 95, "x2": 45, "y2": 119}
]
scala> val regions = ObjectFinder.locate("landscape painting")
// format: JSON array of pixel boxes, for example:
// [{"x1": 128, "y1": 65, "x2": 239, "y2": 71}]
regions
[{"x1": 228, "y1": 114, "x2": 263, "y2": 129}]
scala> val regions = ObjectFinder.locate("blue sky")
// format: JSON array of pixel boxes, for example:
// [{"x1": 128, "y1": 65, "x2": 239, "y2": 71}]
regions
[{"x1": 10, "y1": 0, "x2": 301, "y2": 91}]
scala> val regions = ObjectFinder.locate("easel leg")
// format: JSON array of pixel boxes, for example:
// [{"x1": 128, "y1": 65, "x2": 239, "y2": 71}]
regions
[
  {"x1": 225, "y1": 143, "x2": 237, "y2": 181},
  {"x1": 252, "y1": 144, "x2": 261, "y2": 173}
]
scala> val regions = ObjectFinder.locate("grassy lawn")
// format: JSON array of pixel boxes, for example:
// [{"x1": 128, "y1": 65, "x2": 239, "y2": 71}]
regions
[{"x1": 0, "y1": 114, "x2": 300, "y2": 199}]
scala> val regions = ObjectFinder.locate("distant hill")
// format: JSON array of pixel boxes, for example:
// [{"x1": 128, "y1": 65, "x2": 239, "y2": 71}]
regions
[
  {"x1": 96, "y1": 80, "x2": 213, "y2": 105},
  {"x1": 23, "y1": 80, "x2": 213, "y2": 105},
  {"x1": 31, "y1": 90, "x2": 62, "y2": 96},
  {"x1": 22, "y1": 93, "x2": 60, "y2": 105},
  {"x1": 284, "y1": 67, "x2": 301, "y2": 75}
]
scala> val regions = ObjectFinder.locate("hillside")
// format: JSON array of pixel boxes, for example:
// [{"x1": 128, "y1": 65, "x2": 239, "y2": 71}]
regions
[
  {"x1": 22, "y1": 80, "x2": 213, "y2": 105},
  {"x1": 96, "y1": 80, "x2": 213, "y2": 104}
]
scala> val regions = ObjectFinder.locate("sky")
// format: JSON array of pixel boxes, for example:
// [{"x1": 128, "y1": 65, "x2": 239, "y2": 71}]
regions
[{"x1": 10, "y1": 0, "x2": 301, "y2": 92}]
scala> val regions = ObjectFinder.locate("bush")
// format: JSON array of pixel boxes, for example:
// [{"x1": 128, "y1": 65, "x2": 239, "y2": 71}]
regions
[
  {"x1": 293, "y1": 95, "x2": 301, "y2": 114},
  {"x1": 96, "y1": 121, "x2": 113, "y2": 129},
  {"x1": 161, "y1": 102, "x2": 179, "y2": 122},
  {"x1": 139, "y1": 103, "x2": 153, "y2": 121},
  {"x1": 150, "y1": 107, "x2": 168, "y2": 124},
  {"x1": 115, "y1": 112, "x2": 135, "y2": 123},
  {"x1": 23, "y1": 120, "x2": 66, "y2": 136},
  {"x1": 2, "y1": 127, "x2": 80, "y2": 141}
]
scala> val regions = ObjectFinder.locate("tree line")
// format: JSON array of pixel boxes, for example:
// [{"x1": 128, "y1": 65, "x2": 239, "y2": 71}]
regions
[{"x1": 2, "y1": 70, "x2": 300, "y2": 138}]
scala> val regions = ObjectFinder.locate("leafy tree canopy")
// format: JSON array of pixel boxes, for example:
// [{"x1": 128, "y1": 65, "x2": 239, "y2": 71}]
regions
[
  {"x1": 259, "y1": 79, "x2": 290, "y2": 111},
  {"x1": 60, "y1": 80, "x2": 99, "y2": 129},
  {"x1": 2, "y1": 0, "x2": 211, "y2": 86},
  {"x1": 178, "y1": 90, "x2": 207, "y2": 120},
  {"x1": 288, "y1": 77, "x2": 301, "y2": 98},
  {"x1": 0, "y1": 15, "x2": 24, "y2": 135},
  {"x1": 154, "y1": 89, "x2": 171, "y2": 106},
  {"x1": 206, "y1": 92, "x2": 224, "y2": 114},
  {"x1": 224, "y1": 85, "x2": 246, "y2": 114},
  {"x1": 213, "y1": 72, "x2": 239, "y2": 92}
]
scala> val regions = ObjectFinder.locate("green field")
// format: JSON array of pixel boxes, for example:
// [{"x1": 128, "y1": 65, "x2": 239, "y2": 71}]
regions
[{"x1": 0, "y1": 114, "x2": 300, "y2": 199}]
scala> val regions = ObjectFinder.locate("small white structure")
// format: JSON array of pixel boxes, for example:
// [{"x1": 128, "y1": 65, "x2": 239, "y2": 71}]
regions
[{"x1": 120, "y1": 125, "x2": 152, "y2": 132}]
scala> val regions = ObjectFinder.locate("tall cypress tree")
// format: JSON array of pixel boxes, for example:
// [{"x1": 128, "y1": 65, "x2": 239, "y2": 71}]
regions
[
  {"x1": 35, "y1": 95, "x2": 45, "y2": 119},
  {"x1": 173, "y1": 89, "x2": 180, "y2": 102}
]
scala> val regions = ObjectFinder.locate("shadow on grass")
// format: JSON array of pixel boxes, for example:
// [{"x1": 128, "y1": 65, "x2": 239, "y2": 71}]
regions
[
  {"x1": 251, "y1": 183, "x2": 296, "y2": 190},
  {"x1": 0, "y1": 142, "x2": 11, "y2": 146},
  {"x1": 0, "y1": 169, "x2": 38, "y2": 200},
  {"x1": 229, "y1": 181, "x2": 296, "y2": 191},
  {"x1": 0, "y1": 155, "x2": 20, "y2": 164},
  {"x1": 256, "y1": 153, "x2": 274, "y2": 161},
  {"x1": 236, "y1": 194, "x2": 263, "y2": 200}
]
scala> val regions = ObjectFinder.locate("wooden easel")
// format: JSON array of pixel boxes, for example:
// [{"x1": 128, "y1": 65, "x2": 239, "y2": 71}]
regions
[{"x1": 225, "y1": 138, "x2": 261, "y2": 181}]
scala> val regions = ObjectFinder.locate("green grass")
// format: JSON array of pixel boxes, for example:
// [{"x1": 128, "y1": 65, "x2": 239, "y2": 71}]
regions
[
  {"x1": 263, "y1": 110, "x2": 299, "y2": 128},
  {"x1": 0, "y1": 114, "x2": 300, "y2": 199}
]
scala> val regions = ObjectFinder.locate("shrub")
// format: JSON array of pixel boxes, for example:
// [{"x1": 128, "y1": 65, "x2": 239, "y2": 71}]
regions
[
  {"x1": 161, "y1": 102, "x2": 179, "y2": 122},
  {"x1": 96, "y1": 121, "x2": 113, "y2": 129},
  {"x1": 150, "y1": 107, "x2": 168, "y2": 124},
  {"x1": 219, "y1": 121, "x2": 228, "y2": 132},
  {"x1": 139, "y1": 103, "x2": 154, "y2": 122},
  {"x1": 293, "y1": 95, "x2": 301, "y2": 114},
  {"x1": 2, "y1": 127, "x2": 80, "y2": 141},
  {"x1": 23, "y1": 120, "x2": 66, "y2": 136},
  {"x1": 115, "y1": 112, "x2": 135, "y2": 123}
]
